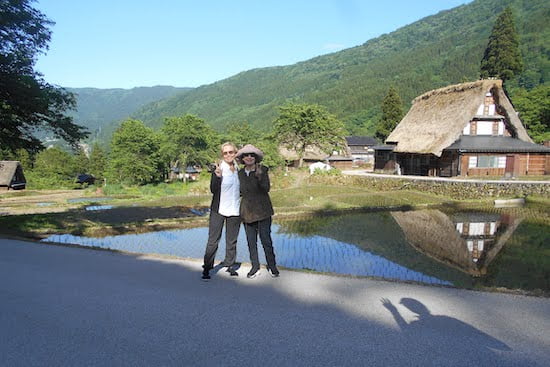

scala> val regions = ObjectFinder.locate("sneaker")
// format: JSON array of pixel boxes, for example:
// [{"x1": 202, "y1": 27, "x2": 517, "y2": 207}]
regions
[
  {"x1": 228, "y1": 269, "x2": 239, "y2": 277},
  {"x1": 247, "y1": 267, "x2": 260, "y2": 279},
  {"x1": 201, "y1": 270, "x2": 211, "y2": 281},
  {"x1": 267, "y1": 267, "x2": 280, "y2": 278}
]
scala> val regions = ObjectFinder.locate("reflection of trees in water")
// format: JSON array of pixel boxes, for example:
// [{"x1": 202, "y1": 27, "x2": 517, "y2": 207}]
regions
[
  {"x1": 482, "y1": 220, "x2": 550, "y2": 292},
  {"x1": 277, "y1": 211, "x2": 475, "y2": 287},
  {"x1": 381, "y1": 297, "x2": 512, "y2": 365},
  {"x1": 277, "y1": 207, "x2": 550, "y2": 293},
  {"x1": 390, "y1": 210, "x2": 522, "y2": 277}
]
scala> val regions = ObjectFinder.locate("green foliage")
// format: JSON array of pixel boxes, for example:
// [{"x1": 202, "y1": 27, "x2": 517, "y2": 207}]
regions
[
  {"x1": 374, "y1": 86, "x2": 404, "y2": 141},
  {"x1": 73, "y1": 146, "x2": 89, "y2": 174},
  {"x1": 129, "y1": 0, "x2": 549, "y2": 138},
  {"x1": 221, "y1": 121, "x2": 261, "y2": 147},
  {"x1": 67, "y1": 86, "x2": 189, "y2": 143},
  {"x1": 106, "y1": 119, "x2": 162, "y2": 185},
  {"x1": 273, "y1": 103, "x2": 346, "y2": 167},
  {"x1": 159, "y1": 114, "x2": 219, "y2": 172},
  {"x1": 311, "y1": 168, "x2": 342, "y2": 177},
  {"x1": 28, "y1": 146, "x2": 79, "y2": 188},
  {"x1": 0, "y1": 0, "x2": 88, "y2": 154},
  {"x1": 88, "y1": 142, "x2": 107, "y2": 180},
  {"x1": 509, "y1": 84, "x2": 550, "y2": 143},
  {"x1": 480, "y1": 7, "x2": 523, "y2": 82}
]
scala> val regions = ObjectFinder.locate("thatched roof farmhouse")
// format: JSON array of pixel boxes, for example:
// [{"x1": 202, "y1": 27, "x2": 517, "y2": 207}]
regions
[
  {"x1": 376, "y1": 79, "x2": 550, "y2": 177},
  {"x1": 0, "y1": 161, "x2": 26, "y2": 190}
]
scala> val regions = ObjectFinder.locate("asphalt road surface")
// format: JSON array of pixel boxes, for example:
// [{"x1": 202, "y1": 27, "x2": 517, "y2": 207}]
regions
[{"x1": 1, "y1": 238, "x2": 549, "y2": 366}]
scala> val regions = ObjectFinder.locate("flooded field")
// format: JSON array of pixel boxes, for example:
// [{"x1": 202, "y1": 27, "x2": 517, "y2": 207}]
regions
[{"x1": 42, "y1": 206, "x2": 550, "y2": 293}]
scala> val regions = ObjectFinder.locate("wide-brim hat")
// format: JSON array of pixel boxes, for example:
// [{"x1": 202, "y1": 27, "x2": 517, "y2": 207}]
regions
[{"x1": 236, "y1": 144, "x2": 264, "y2": 161}]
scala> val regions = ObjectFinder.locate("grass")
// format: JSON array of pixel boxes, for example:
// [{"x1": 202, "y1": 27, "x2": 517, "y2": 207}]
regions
[{"x1": 1, "y1": 169, "x2": 548, "y2": 239}]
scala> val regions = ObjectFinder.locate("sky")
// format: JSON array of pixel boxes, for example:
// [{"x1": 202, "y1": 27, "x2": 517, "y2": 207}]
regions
[{"x1": 34, "y1": 0, "x2": 472, "y2": 89}]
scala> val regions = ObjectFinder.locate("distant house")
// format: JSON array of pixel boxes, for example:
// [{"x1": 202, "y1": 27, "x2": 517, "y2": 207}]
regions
[
  {"x1": 279, "y1": 145, "x2": 353, "y2": 169},
  {"x1": 0, "y1": 161, "x2": 26, "y2": 190},
  {"x1": 345, "y1": 136, "x2": 378, "y2": 166},
  {"x1": 376, "y1": 79, "x2": 550, "y2": 177},
  {"x1": 185, "y1": 165, "x2": 199, "y2": 181},
  {"x1": 279, "y1": 146, "x2": 329, "y2": 168}
]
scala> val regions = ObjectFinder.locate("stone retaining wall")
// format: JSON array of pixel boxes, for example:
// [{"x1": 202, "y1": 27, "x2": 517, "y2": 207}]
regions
[{"x1": 309, "y1": 174, "x2": 550, "y2": 199}]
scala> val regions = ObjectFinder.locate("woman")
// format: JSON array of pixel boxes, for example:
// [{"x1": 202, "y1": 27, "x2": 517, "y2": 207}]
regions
[
  {"x1": 236, "y1": 144, "x2": 279, "y2": 278},
  {"x1": 201, "y1": 142, "x2": 241, "y2": 280}
]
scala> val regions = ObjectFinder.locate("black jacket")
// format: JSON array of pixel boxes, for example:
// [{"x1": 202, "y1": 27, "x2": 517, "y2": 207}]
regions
[
  {"x1": 209, "y1": 173, "x2": 222, "y2": 213},
  {"x1": 238, "y1": 165, "x2": 274, "y2": 223}
]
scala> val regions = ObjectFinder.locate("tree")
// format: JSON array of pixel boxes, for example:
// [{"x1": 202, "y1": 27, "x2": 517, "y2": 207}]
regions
[
  {"x1": 159, "y1": 114, "x2": 219, "y2": 173},
  {"x1": 511, "y1": 85, "x2": 550, "y2": 143},
  {"x1": 480, "y1": 7, "x2": 523, "y2": 83},
  {"x1": 88, "y1": 142, "x2": 107, "y2": 181},
  {"x1": 0, "y1": 0, "x2": 88, "y2": 155},
  {"x1": 374, "y1": 86, "x2": 404, "y2": 142},
  {"x1": 222, "y1": 121, "x2": 260, "y2": 147},
  {"x1": 73, "y1": 146, "x2": 89, "y2": 174},
  {"x1": 29, "y1": 146, "x2": 78, "y2": 187},
  {"x1": 106, "y1": 119, "x2": 162, "y2": 185},
  {"x1": 273, "y1": 103, "x2": 345, "y2": 167}
]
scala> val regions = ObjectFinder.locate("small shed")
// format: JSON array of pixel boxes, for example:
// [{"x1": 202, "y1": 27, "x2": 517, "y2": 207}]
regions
[
  {"x1": 76, "y1": 174, "x2": 96, "y2": 185},
  {"x1": 0, "y1": 161, "x2": 26, "y2": 190}
]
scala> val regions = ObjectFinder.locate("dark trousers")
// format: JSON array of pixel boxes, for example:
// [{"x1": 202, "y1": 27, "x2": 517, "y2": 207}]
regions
[
  {"x1": 203, "y1": 211, "x2": 241, "y2": 270},
  {"x1": 244, "y1": 216, "x2": 276, "y2": 270}
]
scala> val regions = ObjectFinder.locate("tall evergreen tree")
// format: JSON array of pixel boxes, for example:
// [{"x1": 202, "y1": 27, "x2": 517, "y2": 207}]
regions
[
  {"x1": 88, "y1": 142, "x2": 107, "y2": 181},
  {"x1": 374, "y1": 87, "x2": 404, "y2": 142},
  {"x1": 480, "y1": 7, "x2": 523, "y2": 82}
]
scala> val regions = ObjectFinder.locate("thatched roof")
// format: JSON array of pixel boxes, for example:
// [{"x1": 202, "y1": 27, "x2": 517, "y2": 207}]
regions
[
  {"x1": 386, "y1": 79, "x2": 532, "y2": 157},
  {"x1": 0, "y1": 161, "x2": 23, "y2": 186}
]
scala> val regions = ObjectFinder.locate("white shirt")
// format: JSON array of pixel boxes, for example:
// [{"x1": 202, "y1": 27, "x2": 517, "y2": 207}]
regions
[{"x1": 218, "y1": 161, "x2": 241, "y2": 217}]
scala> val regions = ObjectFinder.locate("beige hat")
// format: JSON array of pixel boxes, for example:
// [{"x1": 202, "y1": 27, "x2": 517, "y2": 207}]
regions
[{"x1": 236, "y1": 144, "x2": 264, "y2": 161}]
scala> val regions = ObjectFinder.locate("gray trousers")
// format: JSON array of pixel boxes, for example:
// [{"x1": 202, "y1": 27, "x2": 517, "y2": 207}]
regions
[
  {"x1": 244, "y1": 216, "x2": 276, "y2": 270},
  {"x1": 203, "y1": 211, "x2": 241, "y2": 270}
]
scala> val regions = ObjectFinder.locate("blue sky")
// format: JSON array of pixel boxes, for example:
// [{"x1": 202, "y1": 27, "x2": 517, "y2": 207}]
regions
[{"x1": 35, "y1": 0, "x2": 472, "y2": 89}]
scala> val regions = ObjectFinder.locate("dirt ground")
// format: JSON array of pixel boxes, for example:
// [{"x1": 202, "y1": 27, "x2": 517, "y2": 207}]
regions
[{"x1": 0, "y1": 189, "x2": 207, "y2": 226}]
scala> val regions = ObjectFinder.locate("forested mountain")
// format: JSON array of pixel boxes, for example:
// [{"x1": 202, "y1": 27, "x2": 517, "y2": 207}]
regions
[
  {"x1": 66, "y1": 86, "x2": 190, "y2": 143},
  {"x1": 132, "y1": 0, "x2": 549, "y2": 136}
]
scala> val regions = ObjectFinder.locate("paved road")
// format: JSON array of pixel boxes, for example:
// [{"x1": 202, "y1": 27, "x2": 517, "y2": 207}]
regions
[{"x1": 1, "y1": 238, "x2": 549, "y2": 366}]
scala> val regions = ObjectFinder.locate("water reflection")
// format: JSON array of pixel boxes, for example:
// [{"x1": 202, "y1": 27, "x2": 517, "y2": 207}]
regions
[
  {"x1": 391, "y1": 210, "x2": 521, "y2": 276},
  {"x1": 41, "y1": 207, "x2": 550, "y2": 292},
  {"x1": 42, "y1": 224, "x2": 451, "y2": 286},
  {"x1": 67, "y1": 197, "x2": 113, "y2": 203},
  {"x1": 85, "y1": 205, "x2": 114, "y2": 211}
]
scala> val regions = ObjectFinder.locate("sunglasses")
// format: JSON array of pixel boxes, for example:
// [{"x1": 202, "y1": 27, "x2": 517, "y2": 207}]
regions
[
  {"x1": 242, "y1": 153, "x2": 256, "y2": 158},
  {"x1": 222, "y1": 151, "x2": 235, "y2": 155}
]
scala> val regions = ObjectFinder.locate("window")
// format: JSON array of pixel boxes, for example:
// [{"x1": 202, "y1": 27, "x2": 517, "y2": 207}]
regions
[{"x1": 468, "y1": 156, "x2": 506, "y2": 168}]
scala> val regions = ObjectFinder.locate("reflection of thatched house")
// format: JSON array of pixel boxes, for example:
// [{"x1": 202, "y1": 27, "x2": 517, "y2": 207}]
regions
[
  {"x1": 0, "y1": 161, "x2": 26, "y2": 190},
  {"x1": 391, "y1": 209, "x2": 521, "y2": 276},
  {"x1": 376, "y1": 80, "x2": 550, "y2": 176}
]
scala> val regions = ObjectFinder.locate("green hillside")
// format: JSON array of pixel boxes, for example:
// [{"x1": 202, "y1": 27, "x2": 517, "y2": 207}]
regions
[
  {"x1": 67, "y1": 86, "x2": 190, "y2": 143},
  {"x1": 133, "y1": 0, "x2": 549, "y2": 136}
]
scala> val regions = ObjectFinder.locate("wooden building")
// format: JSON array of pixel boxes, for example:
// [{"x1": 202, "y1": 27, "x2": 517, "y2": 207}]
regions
[
  {"x1": 377, "y1": 79, "x2": 550, "y2": 177},
  {"x1": 345, "y1": 136, "x2": 378, "y2": 166},
  {"x1": 0, "y1": 161, "x2": 26, "y2": 190}
]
